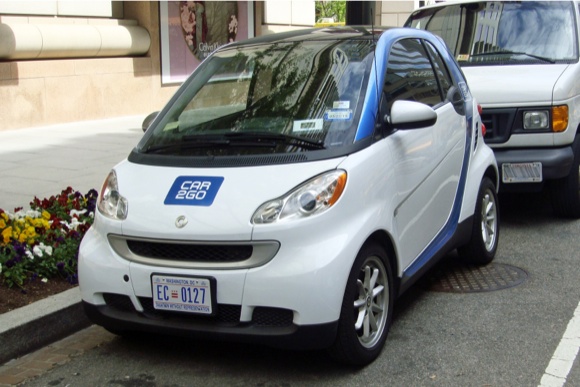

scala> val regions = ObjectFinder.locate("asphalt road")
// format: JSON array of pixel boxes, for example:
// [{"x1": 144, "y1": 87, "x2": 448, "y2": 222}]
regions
[{"x1": 21, "y1": 191, "x2": 580, "y2": 387}]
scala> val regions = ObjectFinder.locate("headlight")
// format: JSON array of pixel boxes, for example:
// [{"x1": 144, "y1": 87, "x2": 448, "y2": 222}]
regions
[
  {"x1": 522, "y1": 105, "x2": 568, "y2": 132},
  {"x1": 252, "y1": 170, "x2": 347, "y2": 224},
  {"x1": 97, "y1": 170, "x2": 128, "y2": 220},
  {"x1": 523, "y1": 110, "x2": 549, "y2": 130}
]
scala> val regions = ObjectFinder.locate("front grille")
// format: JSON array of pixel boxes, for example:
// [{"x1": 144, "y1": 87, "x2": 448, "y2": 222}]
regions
[
  {"x1": 139, "y1": 297, "x2": 242, "y2": 325},
  {"x1": 252, "y1": 307, "x2": 294, "y2": 327},
  {"x1": 481, "y1": 108, "x2": 517, "y2": 144},
  {"x1": 103, "y1": 293, "x2": 134, "y2": 312},
  {"x1": 102, "y1": 293, "x2": 294, "y2": 328},
  {"x1": 126, "y1": 240, "x2": 253, "y2": 262}
]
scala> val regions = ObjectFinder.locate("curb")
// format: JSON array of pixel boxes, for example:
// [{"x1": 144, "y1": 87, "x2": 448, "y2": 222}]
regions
[{"x1": 0, "y1": 287, "x2": 90, "y2": 365}]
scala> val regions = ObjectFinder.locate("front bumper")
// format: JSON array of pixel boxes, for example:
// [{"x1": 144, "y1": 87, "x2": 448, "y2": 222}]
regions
[
  {"x1": 78, "y1": 206, "x2": 365, "y2": 350},
  {"x1": 493, "y1": 146, "x2": 574, "y2": 189},
  {"x1": 83, "y1": 300, "x2": 338, "y2": 350}
]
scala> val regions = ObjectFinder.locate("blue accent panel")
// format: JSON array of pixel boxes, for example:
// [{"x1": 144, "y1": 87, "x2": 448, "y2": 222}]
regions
[
  {"x1": 164, "y1": 176, "x2": 224, "y2": 206},
  {"x1": 354, "y1": 32, "x2": 398, "y2": 141}
]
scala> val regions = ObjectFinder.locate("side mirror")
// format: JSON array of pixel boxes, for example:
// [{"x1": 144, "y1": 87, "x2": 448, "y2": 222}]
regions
[
  {"x1": 386, "y1": 100, "x2": 437, "y2": 130},
  {"x1": 142, "y1": 111, "x2": 159, "y2": 132},
  {"x1": 447, "y1": 86, "x2": 465, "y2": 116}
]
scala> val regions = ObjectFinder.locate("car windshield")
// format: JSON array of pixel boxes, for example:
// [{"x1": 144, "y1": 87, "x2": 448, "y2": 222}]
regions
[
  {"x1": 406, "y1": 1, "x2": 578, "y2": 66},
  {"x1": 139, "y1": 38, "x2": 375, "y2": 156}
]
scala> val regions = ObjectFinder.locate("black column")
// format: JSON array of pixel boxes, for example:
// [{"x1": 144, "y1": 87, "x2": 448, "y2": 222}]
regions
[{"x1": 345, "y1": 1, "x2": 375, "y2": 25}]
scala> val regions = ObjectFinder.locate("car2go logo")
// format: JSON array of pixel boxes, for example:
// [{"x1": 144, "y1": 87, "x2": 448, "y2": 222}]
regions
[{"x1": 164, "y1": 176, "x2": 224, "y2": 206}]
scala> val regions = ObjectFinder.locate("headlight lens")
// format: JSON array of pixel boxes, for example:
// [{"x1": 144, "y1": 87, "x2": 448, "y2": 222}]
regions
[
  {"x1": 97, "y1": 170, "x2": 128, "y2": 220},
  {"x1": 252, "y1": 170, "x2": 347, "y2": 224},
  {"x1": 523, "y1": 110, "x2": 549, "y2": 130}
]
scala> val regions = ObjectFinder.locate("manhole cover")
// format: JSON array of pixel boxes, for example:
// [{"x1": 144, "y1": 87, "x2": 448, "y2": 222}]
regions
[{"x1": 425, "y1": 262, "x2": 528, "y2": 293}]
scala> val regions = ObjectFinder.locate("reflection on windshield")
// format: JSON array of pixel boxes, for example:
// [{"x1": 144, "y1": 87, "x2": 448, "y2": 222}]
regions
[
  {"x1": 408, "y1": 1, "x2": 577, "y2": 65},
  {"x1": 141, "y1": 39, "x2": 375, "y2": 156}
]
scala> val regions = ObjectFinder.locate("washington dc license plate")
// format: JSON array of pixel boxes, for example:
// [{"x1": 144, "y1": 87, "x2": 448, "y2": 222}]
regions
[{"x1": 151, "y1": 274, "x2": 215, "y2": 315}]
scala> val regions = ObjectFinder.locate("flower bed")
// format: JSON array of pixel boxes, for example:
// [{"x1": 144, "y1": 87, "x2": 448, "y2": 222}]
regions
[{"x1": 0, "y1": 187, "x2": 97, "y2": 289}]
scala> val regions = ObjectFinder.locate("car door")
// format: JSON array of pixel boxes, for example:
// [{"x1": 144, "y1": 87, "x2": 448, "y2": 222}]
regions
[{"x1": 384, "y1": 38, "x2": 466, "y2": 269}]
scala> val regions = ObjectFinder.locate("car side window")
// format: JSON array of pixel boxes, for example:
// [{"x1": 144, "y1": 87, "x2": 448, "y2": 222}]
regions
[
  {"x1": 423, "y1": 41, "x2": 453, "y2": 98},
  {"x1": 383, "y1": 38, "x2": 443, "y2": 110}
]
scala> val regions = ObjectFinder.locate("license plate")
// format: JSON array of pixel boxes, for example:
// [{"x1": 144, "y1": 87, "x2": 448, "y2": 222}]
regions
[
  {"x1": 502, "y1": 162, "x2": 542, "y2": 183},
  {"x1": 151, "y1": 274, "x2": 215, "y2": 315}
]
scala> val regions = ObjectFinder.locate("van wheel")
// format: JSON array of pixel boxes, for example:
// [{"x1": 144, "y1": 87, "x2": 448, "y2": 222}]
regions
[
  {"x1": 551, "y1": 139, "x2": 580, "y2": 218},
  {"x1": 458, "y1": 177, "x2": 499, "y2": 265},
  {"x1": 328, "y1": 243, "x2": 394, "y2": 366}
]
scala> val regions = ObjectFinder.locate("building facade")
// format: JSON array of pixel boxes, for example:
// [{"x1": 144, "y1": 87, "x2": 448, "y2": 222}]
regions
[{"x1": 0, "y1": 1, "x2": 420, "y2": 131}]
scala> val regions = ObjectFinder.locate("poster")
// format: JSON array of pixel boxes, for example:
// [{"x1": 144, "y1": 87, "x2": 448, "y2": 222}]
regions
[{"x1": 160, "y1": 1, "x2": 254, "y2": 84}]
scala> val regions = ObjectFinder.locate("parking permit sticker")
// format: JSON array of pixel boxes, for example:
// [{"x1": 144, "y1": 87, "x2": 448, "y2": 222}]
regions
[
  {"x1": 333, "y1": 101, "x2": 350, "y2": 109},
  {"x1": 324, "y1": 109, "x2": 352, "y2": 121},
  {"x1": 293, "y1": 119, "x2": 323, "y2": 132},
  {"x1": 164, "y1": 176, "x2": 224, "y2": 206}
]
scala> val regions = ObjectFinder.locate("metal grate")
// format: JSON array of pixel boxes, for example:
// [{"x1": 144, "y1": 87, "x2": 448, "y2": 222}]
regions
[
  {"x1": 425, "y1": 262, "x2": 528, "y2": 293},
  {"x1": 126, "y1": 241, "x2": 253, "y2": 262},
  {"x1": 252, "y1": 307, "x2": 294, "y2": 327}
]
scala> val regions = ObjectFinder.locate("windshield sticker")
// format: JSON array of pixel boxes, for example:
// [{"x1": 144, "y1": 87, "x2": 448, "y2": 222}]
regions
[
  {"x1": 333, "y1": 101, "x2": 350, "y2": 109},
  {"x1": 164, "y1": 176, "x2": 224, "y2": 206},
  {"x1": 163, "y1": 121, "x2": 179, "y2": 131},
  {"x1": 458, "y1": 82, "x2": 472, "y2": 101},
  {"x1": 324, "y1": 109, "x2": 352, "y2": 121},
  {"x1": 293, "y1": 119, "x2": 323, "y2": 132},
  {"x1": 457, "y1": 54, "x2": 469, "y2": 61}
]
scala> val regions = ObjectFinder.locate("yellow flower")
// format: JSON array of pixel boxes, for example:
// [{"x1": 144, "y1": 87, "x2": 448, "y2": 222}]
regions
[
  {"x1": 0, "y1": 219, "x2": 5, "y2": 229},
  {"x1": 42, "y1": 210, "x2": 51, "y2": 220},
  {"x1": 1, "y1": 226, "x2": 13, "y2": 244}
]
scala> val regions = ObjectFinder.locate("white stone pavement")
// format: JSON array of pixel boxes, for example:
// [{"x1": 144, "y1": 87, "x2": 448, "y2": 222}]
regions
[{"x1": 0, "y1": 115, "x2": 146, "y2": 212}]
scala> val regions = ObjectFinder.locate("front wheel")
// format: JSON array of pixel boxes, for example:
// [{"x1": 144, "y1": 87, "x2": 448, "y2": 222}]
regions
[
  {"x1": 458, "y1": 177, "x2": 499, "y2": 265},
  {"x1": 328, "y1": 243, "x2": 394, "y2": 366}
]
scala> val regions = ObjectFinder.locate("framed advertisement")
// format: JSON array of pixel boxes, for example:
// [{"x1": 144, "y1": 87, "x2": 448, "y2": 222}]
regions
[{"x1": 160, "y1": 1, "x2": 255, "y2": 84}]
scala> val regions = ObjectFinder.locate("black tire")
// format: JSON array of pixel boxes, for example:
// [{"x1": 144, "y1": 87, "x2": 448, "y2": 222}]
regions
[
  {"x1": 328, "y1": 243, "x2": 394, "y2": 366},
  {"x1": 458, "y1": 177, "x2": 499, "y2": 265},
  {"x1": 550, "y1": 138, "x2": 580, "y2": 218}
]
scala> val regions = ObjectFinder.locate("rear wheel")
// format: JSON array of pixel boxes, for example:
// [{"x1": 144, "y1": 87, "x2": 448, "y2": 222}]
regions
[
  {"x1": 328, "y1": 243, "x2": 394, "y2": 366},
  {"x1": 458, "y1": 177, "x2": 499, "y2": 265},
  {"x1": 550, "y1": 139, "x2": 580, "y2": 218}
]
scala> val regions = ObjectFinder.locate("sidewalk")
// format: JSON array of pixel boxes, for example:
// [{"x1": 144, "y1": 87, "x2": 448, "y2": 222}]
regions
[{"x1": 0, "y1": 115, "x2": 146, "y2": 367}]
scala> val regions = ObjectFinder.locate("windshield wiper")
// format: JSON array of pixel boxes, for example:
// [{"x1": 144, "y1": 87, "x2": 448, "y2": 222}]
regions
[
  {"x1": 144, "y1": 132, "x2": 325, "y2": 154},
  {"x1": 222, "y1": 132, "x2": 326, "y2": 150},
  {"x1": 469, "y1": 50, "x2": 555, "y2": 64}
]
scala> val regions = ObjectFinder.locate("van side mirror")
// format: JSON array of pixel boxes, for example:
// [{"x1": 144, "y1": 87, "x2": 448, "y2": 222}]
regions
[
  {"x1": 386, "y1": 100, "x2": 437, "y2": 130},
  {"x1": 142, "y1": 111, "x2": 159, "y2": 132}
]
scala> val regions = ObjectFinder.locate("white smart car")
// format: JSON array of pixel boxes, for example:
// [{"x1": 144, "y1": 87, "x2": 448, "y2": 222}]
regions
[{"x1": 79, "y1": 26, "x2": 499, "y2": 366}]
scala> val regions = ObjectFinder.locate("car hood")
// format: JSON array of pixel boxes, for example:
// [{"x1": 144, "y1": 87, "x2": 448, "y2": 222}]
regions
[
  {"x1": 112, "y1": 157, "x2": 346, "y2": 241},
  {"x1": 462, "y1": 64, "x2": 568, "y2": 107}
]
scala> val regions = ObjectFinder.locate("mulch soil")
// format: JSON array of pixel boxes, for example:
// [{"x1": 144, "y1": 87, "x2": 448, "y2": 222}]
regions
[{"x1": 0, "y1": 278, "x2": 77, "y2": 315}]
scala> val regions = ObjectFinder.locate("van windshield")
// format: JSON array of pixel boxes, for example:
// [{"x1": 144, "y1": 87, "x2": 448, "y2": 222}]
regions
[
  {"x1": 140, "y1": 39, "x2": 374, "y2": 156},
  {"x1": 406, "y1": 1, "x2": 578, "y2": 66}
]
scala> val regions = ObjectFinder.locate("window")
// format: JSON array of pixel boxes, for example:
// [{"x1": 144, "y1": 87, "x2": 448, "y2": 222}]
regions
[
  {"x1": 384, "y1": 39, "x2": 443, "y2": 109},
  {"x1": 424, "y1": 41, "x2": 453, "y2": 97}
]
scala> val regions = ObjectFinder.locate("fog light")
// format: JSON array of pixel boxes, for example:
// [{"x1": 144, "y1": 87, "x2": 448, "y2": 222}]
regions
[{"x1": 523, "y1": 111, "x2": 549, "y2": 130}]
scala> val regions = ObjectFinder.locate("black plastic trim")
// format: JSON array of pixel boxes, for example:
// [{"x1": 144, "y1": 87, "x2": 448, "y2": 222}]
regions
[
  {"x1": 127, "y1": 137, "x2": 373, "y2": 168},
  {"x1": 83, "y1": 302, "x2": 338, "y2": 350}
]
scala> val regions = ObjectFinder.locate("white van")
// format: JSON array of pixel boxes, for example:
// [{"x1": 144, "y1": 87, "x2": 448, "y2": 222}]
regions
[{"x1": 406, "y1": 0, "x2": 580, "y2": 218}]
